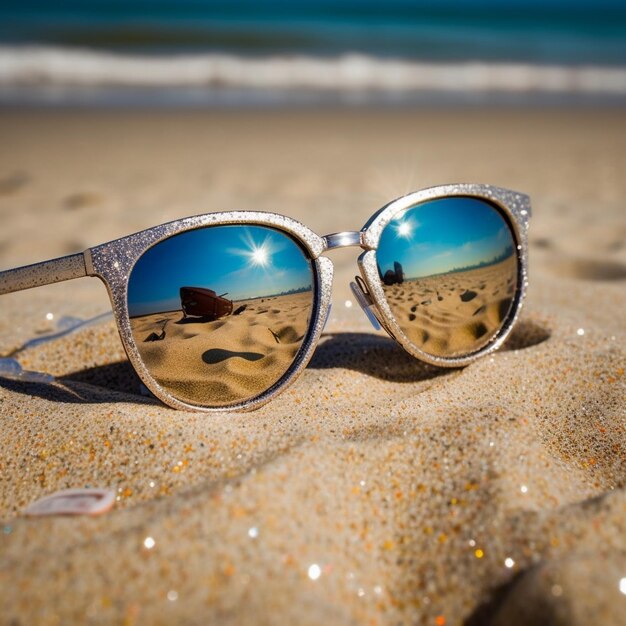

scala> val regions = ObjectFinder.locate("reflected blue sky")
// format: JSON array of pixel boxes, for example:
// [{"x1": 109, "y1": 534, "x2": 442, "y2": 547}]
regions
[
  {"x1": 377, "y1": 197, "x2": 515, "y2": 279},
  {"x1": 128, "y1": 225, "x2": 312, "y2": 317}
]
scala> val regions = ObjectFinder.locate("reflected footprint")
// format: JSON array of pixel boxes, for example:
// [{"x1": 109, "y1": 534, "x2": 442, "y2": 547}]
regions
[{"x1": 202, "y1": 348, "x2": 264, "y2": 365}]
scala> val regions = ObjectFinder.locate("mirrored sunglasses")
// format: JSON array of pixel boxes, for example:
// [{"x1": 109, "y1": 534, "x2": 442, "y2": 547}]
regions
[{"x1": 0, "y1": 184, "x2": 531, "y2": 412}]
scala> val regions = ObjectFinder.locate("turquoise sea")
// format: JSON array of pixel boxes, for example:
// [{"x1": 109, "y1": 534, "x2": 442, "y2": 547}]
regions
[{"x1": 1, "y1": 0, "x2": 625, "y2": 106}]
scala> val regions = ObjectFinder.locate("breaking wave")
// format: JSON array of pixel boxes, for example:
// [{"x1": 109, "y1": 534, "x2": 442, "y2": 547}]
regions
[{"x1": 1, "y1": 46, "x2": 626, "y2": 95}]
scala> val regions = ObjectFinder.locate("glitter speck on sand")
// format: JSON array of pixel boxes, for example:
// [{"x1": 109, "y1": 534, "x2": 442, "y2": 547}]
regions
[{"x1": 308, "y1": 564, "x2": 322, "y2": 581}]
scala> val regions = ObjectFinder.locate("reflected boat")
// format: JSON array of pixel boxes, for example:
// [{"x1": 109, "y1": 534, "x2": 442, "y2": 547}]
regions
[{"x1": 180, "y1": 286, "x2": 233, "y2": 320}]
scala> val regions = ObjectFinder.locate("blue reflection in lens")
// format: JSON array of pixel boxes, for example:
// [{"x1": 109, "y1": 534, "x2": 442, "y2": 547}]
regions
[
  {"x1": 127, "y1": 225, "x2": 314, "y2": 407},
  {"x1": 377, "y1": 197, "x2": 518, "y2": 358},
  {"x1": 128, "y1": 225, "x2": 312, "y2": 317},
  {"x1": 377, "y1": 198, "x2": 515, "y2": 281}
]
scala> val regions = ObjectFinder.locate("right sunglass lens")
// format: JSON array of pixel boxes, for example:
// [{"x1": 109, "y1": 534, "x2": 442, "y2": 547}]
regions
[
  {"x1": 127, "y1": 225, "x2": 315, "y2": 407},
  {"x1": 376, "y1": 197, "x2": 519, "y2": 358}
]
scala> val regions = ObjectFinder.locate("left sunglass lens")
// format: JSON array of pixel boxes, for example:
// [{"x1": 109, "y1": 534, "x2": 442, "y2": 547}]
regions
[
  {"x1": 375, "y1": 196, "x2": 519, "y2": 358},
  {"x1": 127, "y1": 224, "x2": 315, "y2": 407}
]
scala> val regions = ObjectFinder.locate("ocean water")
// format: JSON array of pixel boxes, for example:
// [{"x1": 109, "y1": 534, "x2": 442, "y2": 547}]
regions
[{"x1": 1, "y1": 0, "x2": 625, "y2": 106}]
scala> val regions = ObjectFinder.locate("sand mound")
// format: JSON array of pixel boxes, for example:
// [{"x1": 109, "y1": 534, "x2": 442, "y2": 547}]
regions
[
  {"x1": 383, "y1": 257, "x2": 516, "y2": 357},
  {"x1": 130, "y1": 292, "x2": 312, "y2": 406}
]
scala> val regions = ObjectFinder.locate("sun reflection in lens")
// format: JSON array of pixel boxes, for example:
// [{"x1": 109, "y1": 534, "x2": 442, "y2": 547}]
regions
[
  {"x1": 395, "y1": 219, "x2": 416, "y2": 238},
  {"x1": 398, "y1": 222, "x2": 411, "y2": 237},
  {"x1": 227, "y1": 229, "x2": 277, "y2": 270},
  {"x1": 250, "y1": 244, "x2": 270, "y2": 267}
]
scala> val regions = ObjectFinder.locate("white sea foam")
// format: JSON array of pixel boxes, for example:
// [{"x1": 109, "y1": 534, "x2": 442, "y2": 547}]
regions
[{"x1": 1, "y1": 46, "x2": 625, "y2": 94}]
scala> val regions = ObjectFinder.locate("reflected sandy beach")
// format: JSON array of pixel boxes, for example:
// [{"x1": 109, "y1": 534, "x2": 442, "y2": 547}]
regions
[
  {"x1": 125, "y1": 221, "x2": 314, "y2": 406},
  {"x1": 130, "y1": 291, "x2": 313, "y2": 406},
  {"x1": 383, "y1": 257, "x2": 517, "y2": 357}
]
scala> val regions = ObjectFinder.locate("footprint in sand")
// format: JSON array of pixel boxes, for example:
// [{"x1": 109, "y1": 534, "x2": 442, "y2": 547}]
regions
[
  {"x1": 202, "y1": 349, "x2": 264, "y2": 364},
  {"x1": 63, "y1": 191, "x2": 102, "y2": 210},
  {"x1": 466, "y1": 321, "x2": 488, "y2": 339},
  {"x1": 0, "y1": 172, "x2": 29, "y2": 196},
  {"x1": 531, "y1": 236, "x2": 553, "y2": 249},
  {"x1": 551, "y1": 258, "x2": 626, "y2": 281},
  {"x1": 460, "y1": 290, "x2": 477, "y2": 302}
]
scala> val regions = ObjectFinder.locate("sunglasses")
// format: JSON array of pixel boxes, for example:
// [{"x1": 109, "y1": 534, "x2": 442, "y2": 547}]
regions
[{"x1": 0, "y1": 184, "x2": 530, "y2": 412}]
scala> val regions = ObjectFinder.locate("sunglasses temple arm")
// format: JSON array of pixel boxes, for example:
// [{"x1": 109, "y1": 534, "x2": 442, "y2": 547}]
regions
[{"x1": 0, "y1": 252, "x2": 88, "y2": 296}]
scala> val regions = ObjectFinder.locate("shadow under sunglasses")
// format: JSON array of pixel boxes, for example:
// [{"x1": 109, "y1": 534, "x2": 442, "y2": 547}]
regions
[{"x1": 0, "y1": 320, "x2": 550, "y2": 408}]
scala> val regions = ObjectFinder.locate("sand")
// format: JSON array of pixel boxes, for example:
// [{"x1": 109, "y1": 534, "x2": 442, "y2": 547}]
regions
[
  {"x1": 130, "y1": 292, "x2": 313, "y2": 406},
  {"x1": 0, "y1": 108, "x2": 625, "y2": 626},
  {"x1": 383, "y1": 257, "x2": 517, "y2": 358}
]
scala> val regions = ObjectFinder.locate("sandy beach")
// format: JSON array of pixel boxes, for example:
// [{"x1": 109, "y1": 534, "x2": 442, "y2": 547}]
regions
[
  {"x1": 0, "y1": 108, "x2": 625, "y2": 625},
  {"x1": 382, "y1": 257, "x2": 517, "y2": 358},
  {"x1": 130, "y1": 291, "x2": 313, "y2": 407}
]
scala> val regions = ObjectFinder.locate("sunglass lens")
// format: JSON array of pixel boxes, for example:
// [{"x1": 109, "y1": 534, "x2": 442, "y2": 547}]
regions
[
  {"x1": 127, "y1": 225, "x2": 315, "y2": 407},
  {"x1": 376, "y1": 197, "x2": 519, "y2": 358}
]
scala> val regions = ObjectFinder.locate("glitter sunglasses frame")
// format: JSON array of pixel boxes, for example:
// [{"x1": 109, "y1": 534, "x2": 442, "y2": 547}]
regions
[{"x1": 0, "y1": 184, "x2": 531, "y2": 412}]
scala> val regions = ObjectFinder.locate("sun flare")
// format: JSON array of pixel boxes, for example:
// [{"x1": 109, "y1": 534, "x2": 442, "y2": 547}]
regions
[
  {"x1": 227, "y1": 230, "x2": 277, "y2": 272},
  {"x1": 397, "y1": 220, "x2": 413, "y2": 238},
  {"x1": 251, "y1": 245, "x2": 269, "y2": 267}
]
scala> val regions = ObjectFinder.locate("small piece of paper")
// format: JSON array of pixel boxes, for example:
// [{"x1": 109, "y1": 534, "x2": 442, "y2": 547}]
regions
[{"x1": 24, "y1": 488, "x2": 115, "y2": 517}]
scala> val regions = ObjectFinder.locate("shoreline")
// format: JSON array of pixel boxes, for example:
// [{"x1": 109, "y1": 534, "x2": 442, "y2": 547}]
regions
[{"x1": 3, "y1": 87, "x2": 626, "y2": 110}]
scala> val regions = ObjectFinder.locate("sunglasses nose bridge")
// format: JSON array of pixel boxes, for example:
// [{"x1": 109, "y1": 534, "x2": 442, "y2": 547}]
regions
[
  {"x1": 322, "y1": 231, "x2": 364, "y2": 251},
  {"x1": 321, "y1": 232, "x2": 382, "y2": 330}
]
